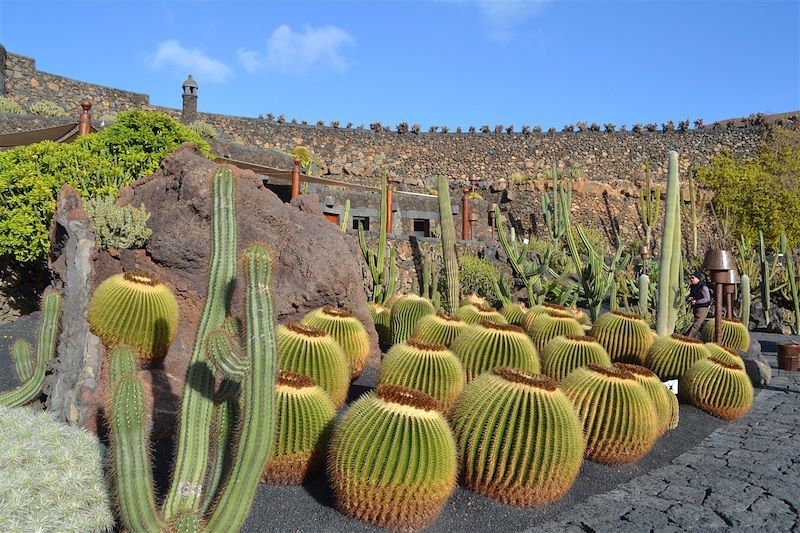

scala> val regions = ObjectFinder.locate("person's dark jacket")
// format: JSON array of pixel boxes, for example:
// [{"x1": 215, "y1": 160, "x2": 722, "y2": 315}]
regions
[{"x1": 690, "y1": 283, "x2": 711, "y2": 308}]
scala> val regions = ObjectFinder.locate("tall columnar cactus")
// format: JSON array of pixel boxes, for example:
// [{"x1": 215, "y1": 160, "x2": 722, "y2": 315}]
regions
[
  {"x1": 500, "y1": 301, "x2": 528, "y2": 326},
  {"x1": 540, "y1": 335, "x2": 611, "y2": 382},
  {"x1": 614, "y1": 363, "x2": 678, "y2": 434},
  {"x1": 390, "y1": 294, "x2": 436, "y2": 346},
  {"x1": 541, "y1": 165, "x2": 572, "y2": 242},
  {"x1": 358, "y1": 169, "x2": 396, "y2": 305},
  {"x1": 89, "y1": 271, "x2": 179, "y2": 363},
  {"x1": 679, "y1": 356, "x2": 753, "y2": 421},
  {"x1": 457, "y1": 303, "x2": 508, "y2": 325},
  {"x1": 758, "y1": 231, "x2": 784, "y2": 327},
  {"x1": 410, "y1": 312, "x2": 468, "y2": 348},
  {"x1": 638, "y1": 273, "x2": 650, "y2": 317},
  {"x1": 701, "y1": 318, "x2": 750, "y2": 351},
  {"x1": 0, "y1": 289, "x2": 62, "y2": 408},
  {"x1": 340, "y1": 198, "x2": 350, "y2": 233},
  {"x1": 420, "y1": 248, "x2": 441, "y2": 308},
  {"x1": 740, "y1": 274, "x2": 751, "y2": 329},
  {"x1": 276, "y1": 322, "x2": 350, "y2": 408},
  {"x1": 378, "y1": 339, "x2": 465, "y2": 413},
  {"x1": 526, "y1": 310, "x2": 584, "y2": 352},
  {"x1": 560, "y1": 364, "x2": 659, "y2": 465},
  {"x1": 108, "y1": 167, "x2": 278, "y2": 533},
  {"x1": 450, "y1": 367, "x2": 585, "y2": 506},
  {"x1": 437, "y1": 175, "x2": 460, "y2": 314},
  {"x1": 644, "y1": 333, "x2": 711, "y2": 381},
  {"x1": 638, "y1": 162, "x2": 660, "y2": 252},
  {"x1": 781, "y1": 233, "x2": 800, "y2": 333},
  {"x1": 328, "y1": 385, "x2": 457, "y2": 531},
  {"x1": 590, "y1": 310, "x2": 654, "y2": 365},
  {"x1": 263, "y1": 371, "x2": 336, "y2": 485},
  {"x1": 686, "y1": 168, "x2": 705, "y2": 257},
  {"x1": 655, "y1": 151, "x2": 683, "y2": 336},
  {"x1": 451, "y1": 321, "x2": 539, "y2": 381},
  {"x1": 303, "y1": 307, "x2": 370, "y2": 381}
]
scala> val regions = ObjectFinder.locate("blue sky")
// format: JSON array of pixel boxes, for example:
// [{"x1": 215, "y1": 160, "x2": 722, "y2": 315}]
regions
[{"x1": 1, "y1": 1, "x2": 798, "y2": 129}]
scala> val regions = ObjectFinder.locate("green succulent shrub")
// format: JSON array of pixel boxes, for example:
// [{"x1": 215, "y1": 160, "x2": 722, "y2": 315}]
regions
[
  {"x1": 540, "y1": 335, "x2": 611, "y2": 382},
  {"x1": 701, "y1": 318, "x2": 750, "y2": 351},
  {"x1": 451, "y1": 321, "x2": 540, "y2": 381},
  {"x1": 0, "y1": 111, "x2": 211, "y2": 263},
  {"x1": 303, "y1": 307, "x2": 370, "y2": 381},
  {"x1": 0, "y1": 405, "x2": 114, "y2": 533},
  {"x1": 98, "y1": 113, "x2": 118, "y2": 125},
  {"x1": 188, "y1": 120, "x2": 218, "y2": 139},
  {"x1": 451, "y1": 367, "x2": 584, "y2": 506},
  {"x1": 590, "y1": 310, "x2": 654, "y2": 364},
  {"x1": 328, "y1": 385, "x2": 457, "y2": 531},
  {"x1": 88, "y1": 271, "x2": 179, "y2": 363},
  {"x1": 526, "y1": 310, "x2": 584, "y2": 351},
  {"x1": 29, "y1": 100, "x2": 68, "y2": 117},
  {"x1": 615, "y1": 363, "x2": 679, "y2": 434},
  {"x1": 276, "y1": 322, "x2": 350, "y2": 408},
  {"x1": 84, "y1": 196, "x2": 152, "y2": 250},
  {"x1": 368, "y1": 302, "x2": 391, "y2": 348},
  {"x1": 459, "y1": 254, "x2": 509, "y2": 305},
  {"x1": 410, "y1": 312, "x2": 468, "y2": 348},
  {"x1": 389, "y1": 294, "x2": 435, "y2": 346},
  {"x1": 644, "y1": 333, "x2": 711, "y2": 381},
  {"x1": 263, "y1": 371, "x2": 336, "y2": 484},
  {"x1": 500, "y1": 302, "x2": 528, "y2": 326},
  {"x1": 457, "y1": 303, "x2": 508, "y2": 325},
  {"x1": 560, "y1": 364, "x2": 659, "y2": 464},
  {"x1": 679, "y1": 356, "x2": 754, "y2": 421},
  {"x1": 377, "y1": 339, "x2": 465, "y2": 413},
  {"x1": 0, "y1": 96, "x2": 23, "y2": 114}
]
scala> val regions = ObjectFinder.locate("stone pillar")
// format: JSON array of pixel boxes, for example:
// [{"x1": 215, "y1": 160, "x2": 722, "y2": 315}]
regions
[
  {"x1": 0, "y1": 43, "x2": 6, "y2": 96},
  {"x1": 461, "y1": 188, "x2": 470, "y2": 240},
  {"x1": 181, "y1": 74, "x2": 198, "y2": 124},
  {"x1": 291, "y1": 159, "x2": 301, "y2": 199}
]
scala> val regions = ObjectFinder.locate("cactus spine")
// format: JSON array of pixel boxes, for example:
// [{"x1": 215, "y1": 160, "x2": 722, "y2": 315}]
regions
[
  {"x1": 781, "y1": 233, "x2": 800, "y2": 333},
  {"x1": 450, "y1": 367, "x2": 585, "y2": 506},
  {"x1": 340, "y1": 198, "x2": 350, "y2": 233},
  {"x1": 740, "y1": 274, "x2": 750, "y2": 329},
  {"x1": 457, "y1": 303, "x2": 508, "y2": 325},
  {"x1": 526, "y1": 311, "x2": 584, "y2": 352},
  {"x1": 437, "y1": 176, "x2": 460, "y2": 315},
  {"x1": 358, "y1": 169, "x2": 396, "y2": 305},
  {"x1": 679, "y1": 357, "x2": 753, "y2": 421},
  {"x1": 614, "y1": 363, "x2": 678, "y2": 434},
  {"x1": 655, "y1": 151, "x2": 683, "y2": 336},
  {"x1": 0, "y1": 289, "x2": 61, "y2": 408},
  {"x1": 500, "y1": 302, "x2": 528, "y2": 326}
]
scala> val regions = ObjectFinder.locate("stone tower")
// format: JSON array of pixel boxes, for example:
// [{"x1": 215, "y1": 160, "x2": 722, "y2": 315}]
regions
[{"x1": 181, "y1": 74, "x2": 198, "y2": 124}]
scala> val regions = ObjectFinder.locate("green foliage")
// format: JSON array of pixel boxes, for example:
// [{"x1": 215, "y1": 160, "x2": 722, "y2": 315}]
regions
[
  {"x1": 695, "y1": 127, "x2": 800, "y2": 248},
  {"x1": 459, "y1": 253, "x2": 507, "y2": 306},
  {"x1": 99, "y1": 113, "x2": 118, "y2": 125},
  {"x1": 358, "y1": 170, "x2": 396, "y2": 305},
  {"x1": 0, "y1": 96, "x2": 23, "y2": 114},
  {"x1": 188, "y1": 120, "x2": 218, "y2": 139},
  {"x1": 0, "y1": 405, "x2": 115, "y2": 533},
  {"x1": 84, "y1": 196, "x2": 152, "y2": 249},
  {"x1": 0, "y1": 111, "x2": 211, "y2": 262},
  {"x1": 29, "y1": 100, "x2": 67, "y2": 117}
]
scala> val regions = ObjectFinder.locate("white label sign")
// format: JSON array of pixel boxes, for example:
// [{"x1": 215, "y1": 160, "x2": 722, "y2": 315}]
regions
[{"x1": 662, "y1": 379, "x2": 679, "y2": 394}]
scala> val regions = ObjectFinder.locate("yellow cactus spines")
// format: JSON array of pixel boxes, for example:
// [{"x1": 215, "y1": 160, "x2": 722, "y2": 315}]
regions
[
  {"x1": 500, "y1": 302, "x2": 528, "y2": 326},
  {"x1": 263, "y1": 371, "x2": 336, "y2": 485},
  {"x1": 679, "y1": 356, "x2": 753, "y2": 421},
  {"x1": 368, "y1": 302, "x2": 391, "y2": 348},
  {"x1": 389, "y1": 294, "x2": 436, "y2": 346},
  {"x1": 450, "y1": 367, "x2": 585, "y2": 507},
  {"x1": 590, "y1": 310, "x2": 654, "y2": 364},
  {"x1": 88, "y1": 271, "x2": 179, "y2": 363},
  {"x1": 410, "y1": 312, "x2": 468, "y2": 348},
  {"x1": 521, "y1": 304, "x2": 550, "y2": 331},
  {"x1": 644, "y1": 333, "x2": 711, "y2": 381},
  {"x1": 276, "y1": 322, "x2": 350, "y2": 408},
  {"x1": 540, "y1": 335, "x2": 612, "y2": 382},
  {"x1": 451, "y1": 321, "x2": 539, "y2": 382},
  {"x1": 303, "y1": 307, "x2": 370, "y2": 381},
  {"x1": 560, "y1": 364, "x2": 659, "y2": 465},
  {"x1": 460, "y1": 293, "x2": 488, "y2": 307},
  {"x1": 701, "y1": 318, "x2": 750, "y2": 351},
  {"x1": 526, "y1": 310, "x2": 584, "y2": 352},
  {"x1": 704, "y1": 343, "x2": 745, "y2": 367},
  {"x1": 328, "y1": 385, "x2": 457, "y2": 531},
  {"x1": 457, "y1": 303, "x2": 508, "y2": 325},
  {"x1": 378, "y1": 339, "x2": 465, "y2": 413},
  {"x1": 614, "y1": 363, "x2": 679, "y2": 434}
]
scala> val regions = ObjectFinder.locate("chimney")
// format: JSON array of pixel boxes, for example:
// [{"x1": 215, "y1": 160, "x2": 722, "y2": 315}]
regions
[{"x1": 181, "y1": 74, "x2": 198, "y2": 124}]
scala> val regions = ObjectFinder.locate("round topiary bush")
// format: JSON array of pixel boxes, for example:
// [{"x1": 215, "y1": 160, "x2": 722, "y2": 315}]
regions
[
  {"x1": 701, "y1": 318, "x2": 750, "y2": 351},
  {"x1": 679, "y1": 356, "x2": 753, "y2": 421},
  {"x1": 457, "y1": 303, "x2": 508, "y2": 325},
  {"x1": 451, "y1": 320, "x2": 539, "y2": 381},
  {"x1": 303, "y1": 307, "x2": 370, "y2": 381},
  {"x1": 644, "y1": 333, "x2": 711, "y2": 381},
  {"x1": 540, "y1": 335, "x2": 612, "y2": 382},
  {"x1": 450, "y1": 367, "x2": 585, "y2": 506},
  {"x1": 614, "y1": 363, "x2": 679, "y2": 434},
  {"x1": 590, "y1": 310, "x2": 653, "y2": 364},
  {"x1": 410, "y1": 312, "x2": 468, "y2": 348},
  {"x1": 328, "y1": 385, "x2": 457, "y2": 531}
]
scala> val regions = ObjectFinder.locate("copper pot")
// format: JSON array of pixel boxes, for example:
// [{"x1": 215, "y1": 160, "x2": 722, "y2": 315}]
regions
[{"x1": 777, "y1": 344, "x2": 800, "y2": 371}]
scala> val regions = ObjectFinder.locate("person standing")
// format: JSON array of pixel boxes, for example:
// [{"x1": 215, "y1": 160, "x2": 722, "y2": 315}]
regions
[{"x1": 686, "y1": 271, "x2": 711, "y2": 338}]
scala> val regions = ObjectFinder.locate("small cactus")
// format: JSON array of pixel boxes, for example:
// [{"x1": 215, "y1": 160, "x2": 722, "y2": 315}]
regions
[
  {"x1": 644, "y1": 333, "x2": 711, "y2": 381},
  {"x1": 263, "y1": 371, "x2": 336, "y2": 484},
  {"x1": 560, "y1": 364, "x2": 659, "y2": 464},
  {"x1": 704, "y1": 343, "x2": 744, "y2": 367},
  {"x1": 701, "y1": 318, "x2": 750, "y2": 351},
  {"x1": 614, "y1": 363, "x2": 679, "y2": 434},
  {"x1": 500, "y1": 302, "x2": 528, "y2": 326},
  {"x1": 88, "y1": 271, "x2": 179, "y2": 363},
  {"x1": 521, "y1": 304, "x2": 550, "y2": 331},
  {"x1": 276, "y1": 322, "x2": 350, "y2": 408},
  {"x1": 368, "y1": 302, "x2": 391, "y2": 349},
  {"x1": 303, "y1": 307, "x2": 370, "y2": 381},
  {"x1": 410, "y1": 312, "x2": 468, "y2": 348},
  {"x1": 679, "y1": 357, "x2": 753, "y2": 421},
  {"x1": 457, "y1": 304, "x2": 508, "y2": 325},
  {"x1": 526, "y1": 311, "x2": 584, "y2": 352},
  {"x1": 590, "y1": 310, "x2": 654, "y2": 365},
  {"x1": 389, "y1": 294, "x2": 436, "y2": 346},
  {"x1": 540, "y1": 335, "x2": 611, "y2": 382},
  {"x1": 328, "y1": 385, "x2": 457, "y2": 531},
  {"x1": 450, "y1": 367, "x2": 585, "y2": 506},
  {"x1": 378, "y1": 339, "x2": 465, "y2": 413},
  {"x1": 451, "y1": 321, "x2": 540, "y2": 381}
]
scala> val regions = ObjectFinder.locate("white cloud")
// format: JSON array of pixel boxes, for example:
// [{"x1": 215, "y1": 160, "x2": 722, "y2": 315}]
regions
[
  {"x1": 237, "y1": 25, "x2": 355, "y2": 76},
  {"x1": 147, "y1": 40, "x2": 233, "y2": 83},
  {"x1": 443, "y1": 0, "x2": 553, "y2": 41}
]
